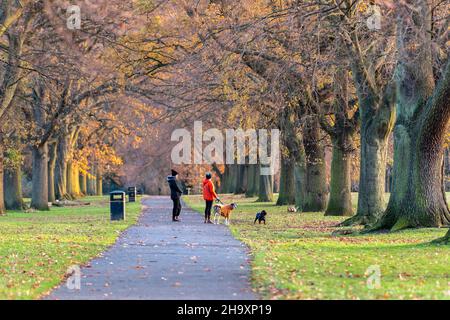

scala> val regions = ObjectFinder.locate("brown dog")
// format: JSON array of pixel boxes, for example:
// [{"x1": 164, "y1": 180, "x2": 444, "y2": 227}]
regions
[{"x1": 213, "y1": 203, "x2": 238, "y2": 225}]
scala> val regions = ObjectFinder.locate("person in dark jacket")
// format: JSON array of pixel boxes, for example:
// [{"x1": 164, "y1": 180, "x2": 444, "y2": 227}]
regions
[{"x1": 167, "y1": 169, "x2": 183, "y2": 222}]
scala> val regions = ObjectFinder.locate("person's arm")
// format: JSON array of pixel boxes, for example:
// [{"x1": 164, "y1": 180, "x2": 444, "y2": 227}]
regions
[
  {"x1": 210, "y1": 182, "x2": 219, "y2": 200},
  {"x1": 175, "y1": 181, "x2": 183, "y2": 194}
]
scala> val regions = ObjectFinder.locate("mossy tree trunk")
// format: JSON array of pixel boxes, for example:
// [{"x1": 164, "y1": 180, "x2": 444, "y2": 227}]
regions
[
  {"x1": 435, "y1": 229, "x2": 450, "y2": 244},
  {"x1": 30, "y1": 80, "x2": 53, "y2": 211},
  {"x1": 0, "y1": 143, "x2": 5, "y2": 215},
  {"x1": 341, "y1": 100, "x2": 393, "y2": 226},
  {"x1": 376, "y1": 6, "x2": 450, "y2": 230},
  {"x1": 220, "y1": 164, "x2": 236, "y2": 194},
  {"x1": 219, "y1": 164, "x2": 230, "y2": 193},
  {"x1": 340, "y1": 32, "x2": 396, "y2": 226},
  {"x1": 444, "y1": 148, "x2": 450, "y2": 191},
  {"x1": 4, "y1": 165, "x2": 24, "y2": 210},
  {"x1": 277, "y1": 158, "x2": 296, "y2": 205},
  {"x1": 277, "y1": 106, "x2": 298, "y2": 205},
  {"x1": 228, "y1": 164, "x2": 237, "y2": 194},
  {"x1": 319, "y1": 69, "x2": 358, "y2": 217},
  {"x1": 302, "y1": 117, "x2": 328, "y2": 212},
  {"x1": 325, "y1": 135, "x2": 354, "y2": 216},
  {"x1": 257, "y1": 165, "x2": 273, "y2": 202},
  {"x1": 245, "y1": 164, "x2": 259, "y2": 197},
  {"x1": 0, "y1": 13, "x2": 29, "y2": 214},
  {"x1": 211, "y1": 163, "x2": 224, "y2": 194},
  {"x1": 294, "y1": 161, "x2": 306, "y2": 211},
  {"x1": 234, "y1": 164, "x2": 248, "y2": 194},
  {"x1": 47, "y1": 142, "x2": 57, "y2": 203},
  {"x1": 31, "y1": 143, "x2": 49, "y2": 211}
]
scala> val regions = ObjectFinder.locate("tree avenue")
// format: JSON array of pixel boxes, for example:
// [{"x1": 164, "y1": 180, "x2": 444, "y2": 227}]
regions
[{"x1": 0, "y1": 0, "x2": 448, "y2": 245}]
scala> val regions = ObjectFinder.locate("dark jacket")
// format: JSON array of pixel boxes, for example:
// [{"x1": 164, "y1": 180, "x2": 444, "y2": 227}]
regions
[{"x1": 167, "y1": 175, "x2": 183, "y2": 199}]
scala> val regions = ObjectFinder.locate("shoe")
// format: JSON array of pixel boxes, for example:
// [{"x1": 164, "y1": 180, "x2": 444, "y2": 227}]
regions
[{"x1": 207, "y1": 220, "x2": 213, "y2": 224}]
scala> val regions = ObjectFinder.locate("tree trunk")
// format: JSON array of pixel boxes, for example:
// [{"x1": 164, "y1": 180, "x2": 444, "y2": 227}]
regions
[
  {"x1": 87, "y1": 174, "x2": 91, "y2": 195},
  {"x1": 276, "y1": 156, "x2": 296, "y2": 205},
  {"x1": 0, "y1": 143, "x2": 5, "y2": 215},
  {"x1": 377, "y1": 73, "x2": 450, "y2": 229},
  {"x1": 228, "y1": 164, "x2": 237, "y2": 194},
  {"x1": 341, "y1": 122, "x2": 391, "y2": 226},
  {"x1": 47, "y1": 142, "x2": 57, "y2": 203},
  {"x1": 67, "y1": 161, "x2": 81, "y2": 198},
  {"x1": 325, "y1": 137, "x2": 354, "y2": 216},
  {"x1": 376, "y1": 5, "x2": 450, "y2": 231},
  {"x1": 55, "y1": 133, "x2": 70, "y2": 200},
  {"x1": 72, "y1": 162, "x2": 81, "y2": 197},
  {"x1": 218, "y1": 164, "x2": 229, "y2": 193},
  {"x1": 257, "y1": 165, "x2": 273, "y2": 202},
  {"x1": 379, "y1": 124, "x2": 450, "y2": 230},
  {"x1": 245, "y1": 164, "x2": 258, "y2": 197},
  {"x1": 302, "y1": 117, "x2": 328, "y2": 212},
  {"x1": 234, "y1": 164, "x2": 247, "y2": 194},
  {"x1": 31, "y1": 143, "x2": 49, "y2": 210},
  {"x1": 339, "y1": 20, "x2": 397, "y2": 226},
  {"x1": 93, "y1": 176, "x2": 97, "y2": 195},
  {"x1": 91, "y1": 175, "x2": 97, "y2": 195},
  {"x1": 80, "y1": 171, "x2": 87, "y2": 195},
  {"x1": 385, "y1": 165, "x2": 393, "y2": 193},
  {"x1": 66, "y1": 160, "x2": 75, "y2": 198},
  {"x1": 434, "y1": 229, "x2": 450, "y2": 244},
  {"x1": 96, "y1": 166, "x2": 103, "y2": 196},
  {"x1": 294, "y1": 162, "x2": 306, "y2": 211},
  {"x1": 87, "y1": 173, "x2": 95, "y2": 195},
  {"x1": 293, "y1": 130, "x2": 307, "y2": 210},
  {"x1": 4, "y1": 165, "x2": 24, "y2": 210},
  {"x1": 444, "y1": 148, "x2": 450, "y2": 191},
  {"x1": 339, "y1": 61, "x2": 395, "y2": 226},
  {"x1": 273, "y1": 175, "x2": 279, "y2": 193}
]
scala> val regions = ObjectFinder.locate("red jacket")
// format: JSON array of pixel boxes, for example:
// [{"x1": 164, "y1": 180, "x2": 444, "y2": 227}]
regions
[{"x1": 202, "y1": 178, "x2": 218, "y2": 201}]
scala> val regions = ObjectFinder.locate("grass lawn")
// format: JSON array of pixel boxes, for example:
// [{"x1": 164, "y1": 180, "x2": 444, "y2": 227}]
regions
[
  {"x1": 184, "y1": 193, "x2": 450, "y2": 300},
  {"x1": 0, "y1": 196, "x2": 142, "y2": 300}
]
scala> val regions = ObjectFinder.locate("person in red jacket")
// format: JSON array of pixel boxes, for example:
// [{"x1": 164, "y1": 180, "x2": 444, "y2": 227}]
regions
[{"x1": 202, "y1": 172, "x2": 220, "y2": 224}]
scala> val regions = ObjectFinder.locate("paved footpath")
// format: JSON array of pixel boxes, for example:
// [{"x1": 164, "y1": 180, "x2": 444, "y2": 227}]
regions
[{"x1": 46, "y1": 196, "x2": 256, "y2": 300}]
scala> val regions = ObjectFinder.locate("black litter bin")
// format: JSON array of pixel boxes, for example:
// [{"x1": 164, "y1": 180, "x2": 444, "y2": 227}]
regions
[
  {"x1": 110, "y1": 191, "x2": 126, "y2": 221},
  {"x1": 128, "y1": 187, "x2": 137, "y2": 203}
]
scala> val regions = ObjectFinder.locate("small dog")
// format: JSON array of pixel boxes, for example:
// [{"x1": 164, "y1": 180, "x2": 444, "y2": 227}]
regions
[
  {"x1": 254, "y1": 210, "x2": 267, "y2": 224},
  {"x1": 287, "y1": 206, "x2": 298, "y2": 213},
  {"x1": 213, "y1": 203, "x2": 238, "y2": 225}
]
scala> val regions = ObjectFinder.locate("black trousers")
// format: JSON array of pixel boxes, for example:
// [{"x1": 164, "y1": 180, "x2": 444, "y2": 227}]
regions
[
  {"x1": 172, "y1": 197, "x2": 181, "y2": 219},
  {"x1": 205, "y1": 200, "x2": 213, "y2": 220}
]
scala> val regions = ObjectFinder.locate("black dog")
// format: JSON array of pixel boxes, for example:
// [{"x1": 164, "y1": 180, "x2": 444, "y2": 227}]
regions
[{"x1": 254, "y1": 210, "x2": 267, "y2": 224}]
